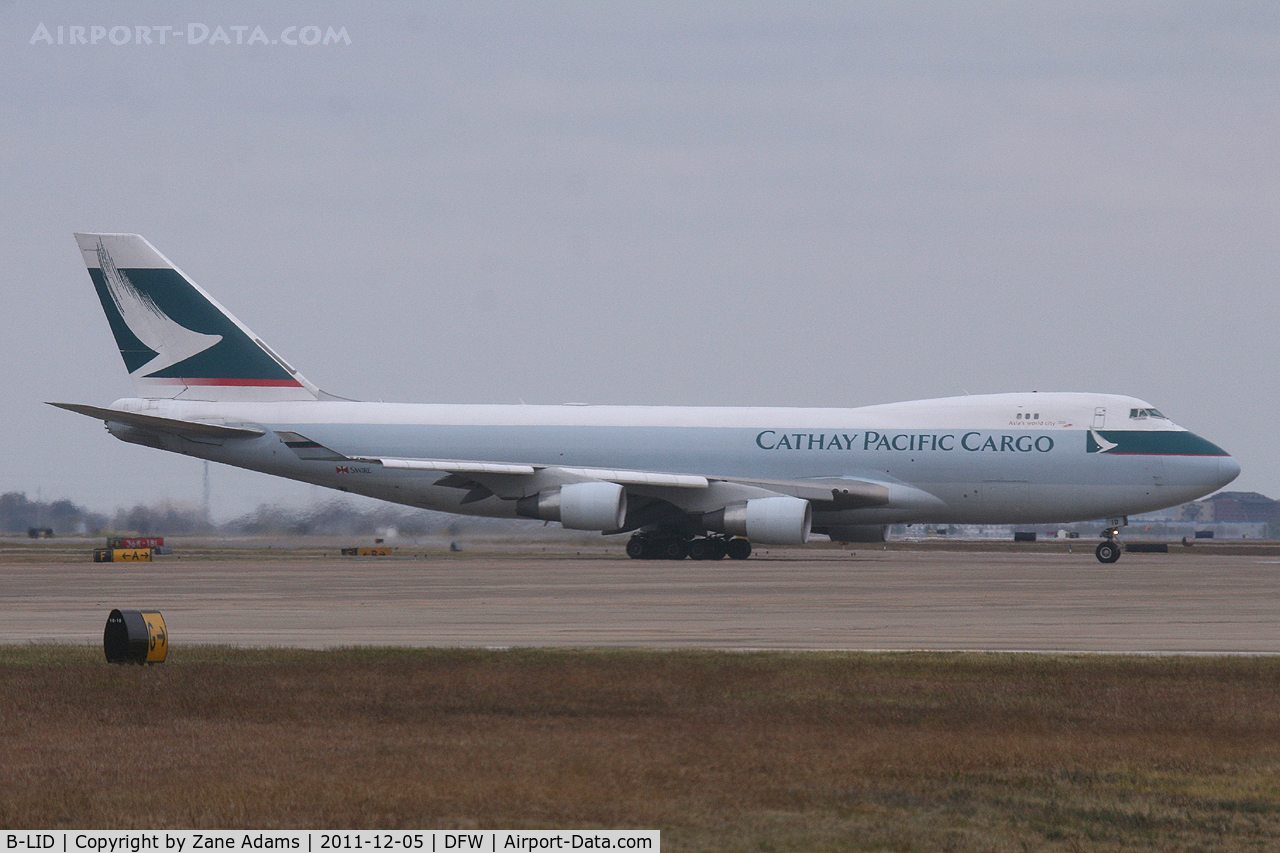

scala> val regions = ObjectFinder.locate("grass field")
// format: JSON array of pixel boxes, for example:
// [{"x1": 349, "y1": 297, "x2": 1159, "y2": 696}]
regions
[{"x1": 2, "y1": 646, "x2": 1279, "y2": 851}]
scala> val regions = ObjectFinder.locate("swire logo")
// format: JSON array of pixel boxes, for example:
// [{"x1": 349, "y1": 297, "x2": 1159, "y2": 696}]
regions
[
  {"x1": 95, "y1": 240, "x2": 222, "y2": 377},
  {"x1": 30, "y1": 23, "x2": 351, "y2": 46}
]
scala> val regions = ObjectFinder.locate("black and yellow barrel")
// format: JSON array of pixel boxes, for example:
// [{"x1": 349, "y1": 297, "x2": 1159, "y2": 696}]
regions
[{"x1": 104, "y1": 609, "x2": 168, "y2": 664}]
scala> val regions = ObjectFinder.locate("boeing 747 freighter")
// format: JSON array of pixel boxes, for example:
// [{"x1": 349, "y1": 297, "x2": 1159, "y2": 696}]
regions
[{"x1": 53, "y1": 233, "x2": 1239, "y2": 562}]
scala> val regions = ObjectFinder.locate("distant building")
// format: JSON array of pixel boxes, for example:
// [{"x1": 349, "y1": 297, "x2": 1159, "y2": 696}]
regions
[
  {"x1": 891, "y1": 491, "x2": 1280, "y2": 542},
  {"x1": 1170, "y1": 492, "x2": 1280, "y2": 524}
]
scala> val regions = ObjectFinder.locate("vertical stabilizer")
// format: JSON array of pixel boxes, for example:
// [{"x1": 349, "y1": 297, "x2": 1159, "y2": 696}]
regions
[{"x1": 75, "y1": 233, "x2": 320, "y2": 401}]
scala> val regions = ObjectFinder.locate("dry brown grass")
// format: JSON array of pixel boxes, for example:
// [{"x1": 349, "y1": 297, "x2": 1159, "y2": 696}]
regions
[{"x1": 2, "y1": 646, "x2": 1280, "y2": 851}]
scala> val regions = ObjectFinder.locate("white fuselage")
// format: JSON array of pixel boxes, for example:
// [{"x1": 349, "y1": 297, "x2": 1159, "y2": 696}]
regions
[{"x1": 103, "y1": 391, "x2": 1238, "y2": 529}]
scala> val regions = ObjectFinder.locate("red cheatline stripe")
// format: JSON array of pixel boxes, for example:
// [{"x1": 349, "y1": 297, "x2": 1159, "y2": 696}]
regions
[
  {"x1": 142, "y1": 377, "x2": 304, "y2": 387},
  {"x1": 1106, "y1": 452, "x2": 1231, "y2": 457}
]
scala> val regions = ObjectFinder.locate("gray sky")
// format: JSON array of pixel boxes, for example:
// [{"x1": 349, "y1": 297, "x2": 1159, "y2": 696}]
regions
[{"x1": 3, "y1": 2, "x2": 1278, "y2": 520}]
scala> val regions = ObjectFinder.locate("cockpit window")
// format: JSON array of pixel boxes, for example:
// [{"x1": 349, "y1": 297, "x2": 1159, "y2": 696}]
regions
[{"x1": 1129, "y1": 408, "x2": 1167, "y2": 420}]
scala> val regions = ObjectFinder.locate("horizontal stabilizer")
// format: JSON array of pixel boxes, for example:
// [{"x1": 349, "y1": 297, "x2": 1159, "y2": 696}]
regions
[{"x1": 47, "y1": 402, "x2": 265, "y2": 439}]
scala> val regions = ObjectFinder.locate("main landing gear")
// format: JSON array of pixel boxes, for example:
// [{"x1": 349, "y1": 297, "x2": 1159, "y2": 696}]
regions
[
  {"x1": 625, "y1": 533, "x2": 752, "y2": 561},
  {"x1": 1095, "y1": 519, "x2": 1126, "y2": 564}
]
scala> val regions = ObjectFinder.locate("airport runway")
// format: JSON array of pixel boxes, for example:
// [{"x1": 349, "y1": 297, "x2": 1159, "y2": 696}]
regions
[{"x1": 3, "y1": 546, "x2": 1280, "y2": 652}]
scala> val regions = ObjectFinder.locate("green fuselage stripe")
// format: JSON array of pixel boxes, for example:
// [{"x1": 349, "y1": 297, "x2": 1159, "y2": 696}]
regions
[{"x1": 1092, "y1": 430, "x2": 1229, "y2": 457}]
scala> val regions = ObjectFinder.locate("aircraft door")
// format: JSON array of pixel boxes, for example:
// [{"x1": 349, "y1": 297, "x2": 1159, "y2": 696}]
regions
[
  {"x1": 1093, "y1": 407, "x2": 1106, "y2": 429},
  {"x1": 1144, "y1": 456, "x2": 1166, "y2": 489}
]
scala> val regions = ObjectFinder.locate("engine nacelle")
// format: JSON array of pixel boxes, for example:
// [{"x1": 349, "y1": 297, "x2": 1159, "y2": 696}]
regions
[
  {"x1": 515, "y1": 481, "x2": 627, "y2": 531},
  {"x1": 703, "y1": 496, "x2": 812, "y2": 545}
]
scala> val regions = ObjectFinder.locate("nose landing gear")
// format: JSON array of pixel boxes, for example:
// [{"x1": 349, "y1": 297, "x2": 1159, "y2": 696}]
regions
[
  {"x1": 1095, "y1": 518, "x2": 1127, "y2": 563},
  {"x1": 1095, "y1": 539, "x2": 1121, "y2": 563}
]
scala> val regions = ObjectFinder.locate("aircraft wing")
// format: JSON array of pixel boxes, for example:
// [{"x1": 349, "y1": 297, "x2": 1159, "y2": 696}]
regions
[
  {"x1": 357, "y1": 454, "x2": 890, "y2": 510},
  {"x1": 272, "y1": 430, "x2": 894, "y2": 512},
  {"x1": 368, "y1": 456, "x2": 708, "y2": 488},
  {"x1": 48, "y1": 402, "x2": 266, "y2": 439},
  {"x1": 716, "y1": 475, "x2": 890, "y2": 509}
]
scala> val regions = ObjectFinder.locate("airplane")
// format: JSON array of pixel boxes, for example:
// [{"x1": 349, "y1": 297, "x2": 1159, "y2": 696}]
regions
[{"x1": 52, "y1": 233, "x2": 1239, "y2": 564}]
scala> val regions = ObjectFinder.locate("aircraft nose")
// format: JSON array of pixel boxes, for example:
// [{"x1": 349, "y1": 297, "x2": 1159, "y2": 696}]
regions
[
  {"x1": 1217, "y1": 453, "x2": 1241, "y2": 489},
  {"x1": 1161, "y1": 436, "x2": 1239, "y2": 503}
]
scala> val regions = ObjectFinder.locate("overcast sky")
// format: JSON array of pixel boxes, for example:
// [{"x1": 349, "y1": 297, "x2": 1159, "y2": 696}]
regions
[{"x1": 3, "y1": 2, "x2": 1278, "y2": 521}]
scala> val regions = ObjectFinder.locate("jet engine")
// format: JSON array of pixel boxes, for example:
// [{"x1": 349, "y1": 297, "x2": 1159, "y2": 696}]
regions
[
  {"x1": 703, "y1": 496, "x2": 812, "y2": 545},
  {"x1": 515, "y1": 481, "x2": 627, "y2": 531}
]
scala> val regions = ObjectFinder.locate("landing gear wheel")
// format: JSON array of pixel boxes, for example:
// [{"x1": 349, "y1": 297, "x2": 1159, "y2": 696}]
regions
[
  {"x1": 659, "y1": 539, "x2": 688, "y2": 560},
  {"x1": 627, "y1": 535, "x2": 693, "y2": 560},
  {"x1": 725, "y1": 538, "x2": 752, "y2": 560},
  {"x1": 1096, "y1": 540, "x2": 1121, "y2": 564},
  {"x1": 687, "y1": 538, "x2": 727, "y2": 561}
]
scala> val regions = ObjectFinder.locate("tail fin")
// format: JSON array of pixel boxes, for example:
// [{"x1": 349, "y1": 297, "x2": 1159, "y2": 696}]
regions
[{"x1": 75, "y1": 233, "x2": 321, "y2": 402}]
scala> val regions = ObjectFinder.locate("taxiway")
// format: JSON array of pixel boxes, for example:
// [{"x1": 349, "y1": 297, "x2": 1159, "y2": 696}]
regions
[{"x1": 3, "y1": 545, "x2": 1279, "y2": 652}]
